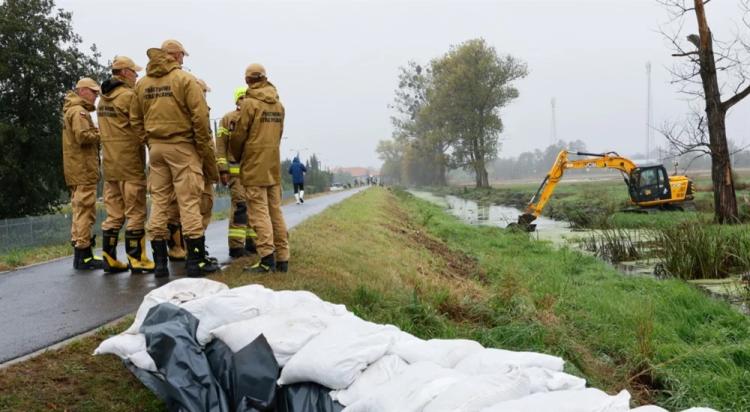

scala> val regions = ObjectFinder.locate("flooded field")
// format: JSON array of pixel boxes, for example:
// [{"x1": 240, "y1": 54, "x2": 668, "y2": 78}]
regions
[{"x1": 411, "y1": 190, "x2": 750, "y2": 314}]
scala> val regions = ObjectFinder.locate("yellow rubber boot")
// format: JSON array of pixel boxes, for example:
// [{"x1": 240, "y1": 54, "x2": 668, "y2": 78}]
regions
[
  {"x1": 102, "y1": 229, "x2": 128, "y2": 273},
  {"x1": 125, "y1": 229, "x2": 155, "y2": 273}
]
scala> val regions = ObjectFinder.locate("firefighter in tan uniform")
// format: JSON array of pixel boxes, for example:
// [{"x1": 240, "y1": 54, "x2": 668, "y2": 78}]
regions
[
  {"x1": 230, "y1": 64, "x2": 289, "y2": 273},
  {"x1": 217, "y1": 86, "x2": 257, "y2": 259},
  {"x1": 162, "y1": 79, "x2": 218, "y2": 264},
  {"x1": 130, "y1": 39, "x2": 220, "y2": 277},
  {"x1": 97, "y1": 56, "x2": 155, "y2": 274},
  {"x1": 62, "y1": 78, "x2": 104, "y2": 270}
]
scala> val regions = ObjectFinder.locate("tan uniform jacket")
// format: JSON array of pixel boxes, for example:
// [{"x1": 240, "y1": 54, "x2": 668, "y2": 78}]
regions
[
  {"x1": 130, "y1": 48, "x2": 218, "y2": 182},
  {"x1": 229, "y1": 81, "x2": 285, "y2": 187},
  {"x1": 216, "y1": 109, "x2": 241, "y2": 174},
  {"x1": 62, "y1": 92, "x2": 100, "y2": 186},
  {"x1": 97, "y1": 76, "x2": 146, "y2": 181}
]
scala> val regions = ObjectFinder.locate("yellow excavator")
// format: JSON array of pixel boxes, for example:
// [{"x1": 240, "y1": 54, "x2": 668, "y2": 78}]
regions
[{"x1": 515, "y1": 151, "x2": 695, "y2": 231}]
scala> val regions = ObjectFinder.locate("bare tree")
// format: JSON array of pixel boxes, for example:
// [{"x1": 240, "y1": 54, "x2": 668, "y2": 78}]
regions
[{"x1": 659, "y1": 0, "x2": 750, "y2": 223}]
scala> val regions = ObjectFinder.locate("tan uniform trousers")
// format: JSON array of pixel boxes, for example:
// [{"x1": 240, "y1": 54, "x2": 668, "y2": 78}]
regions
[
  {"x1": 102, "y1": 180, "x2": 147, "y2": 231},
  {"x1": 228, "y1": 176, "x2": 251, "y2": 249},
  {"x1": 147, "y1": 142, "x2": 205, "y2": 240},
  {"x1": 166, "y1": 177, "x2": 213, "y2": 231},
  {"x1": 245, "y1": 184, "x2": 289, "y2": 261},
  {"x1": 201, "y1": 178, "x2": 213, "y2": 232},
  {"x1": 167, "y1": 196, "x2": 180, "y2": 227},
  {"x1": 69, "y1": 184, "x2": 97, "y2": 248}
]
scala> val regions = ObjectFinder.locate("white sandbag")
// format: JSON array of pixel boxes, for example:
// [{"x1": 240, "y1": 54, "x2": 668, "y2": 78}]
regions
[
  {"x1": 211, "y1": 310, "x2": 330, "y2": 366},
  {"x1": 93, "y1": 333, "x2": 157, "y2": 372},
  {"x1": 423, "y1": 365, "x2": 532, "y2": 411},
  {"x1": 522, "y1": 366, "x2": 586, "y2": 393},
  {"x1": 480, "y1": 388, "x2": 631, "y2": 412},
  {"x1": 273, "y1": 290, "x2": 349, "y2": 317},
  {"x1": 180, "y1": 289, "x2": 262, "y2": 345},
  {"x1": 124, "y1": 278, "x2": 228, "y2": 334},
  {"x1": 389, "y1": 337, "x2": 484, "y2": 368},
  {"x1": 330, "y1": 354, "x2": 408, "y2": 406},
  {"x1": 129, "y1": 349, "x2": 158, "y2": 372},
  {"x1": 278, "y1": 315, "x2": 399, "y2": 389},
  {"x1": 343, "y1": 361, "x2": 464, "y2": 412},
  {"x1": 455, "y1": 347, "x2": 565, "y2": 373},
  {"x1": 630, "y1": 406, "x2": 668, "y2": 412}
]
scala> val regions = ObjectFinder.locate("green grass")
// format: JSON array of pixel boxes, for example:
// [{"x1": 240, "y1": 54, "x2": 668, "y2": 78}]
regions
[
  {"x1": 0, "y1": 244, "x2": 73, "y2": 271},
  {"x1": 1, "y1": 187, "x2": 749, "y2": 410}
]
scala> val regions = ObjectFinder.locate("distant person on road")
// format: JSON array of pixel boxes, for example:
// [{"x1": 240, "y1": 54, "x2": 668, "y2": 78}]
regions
[
  {"x1": 217, "y1": 86, "x2": 257, "y2": 259},
  {"x1": 289, "y1": 156, "x2": 307, "y2": 204},
  {"x1": 229, "y1": 63, "x2": 289, "y2": 273},
  {"x1": 97, "y1": 56, "x2": 154, "y2": 274},
  {"x1": 130, "y1": 39, "x2": 220, "y2": 278},
  {"x1": 62, "y1": 77, "x2": 104, "y2": 270}
]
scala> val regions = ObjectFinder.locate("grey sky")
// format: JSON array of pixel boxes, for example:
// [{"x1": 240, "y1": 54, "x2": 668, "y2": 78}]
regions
[{"x1": 60, "y1": 0, "x2": 750, "y2": 169}]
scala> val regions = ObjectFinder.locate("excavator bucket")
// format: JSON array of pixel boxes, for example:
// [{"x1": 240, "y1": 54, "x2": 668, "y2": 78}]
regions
[{"x1": 507, "y1": 213, "x2": 537, "y2": 232}]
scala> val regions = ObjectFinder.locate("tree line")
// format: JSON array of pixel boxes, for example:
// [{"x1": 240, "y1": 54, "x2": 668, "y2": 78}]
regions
[
  {"x1": 377, "y1": 38, "x2": 527, "y2": 188},
  {"x1": 0, "y1": 0, "x2": 106, "y2": 218}
]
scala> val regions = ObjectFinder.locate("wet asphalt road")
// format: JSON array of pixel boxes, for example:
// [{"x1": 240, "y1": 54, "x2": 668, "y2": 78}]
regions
[{"x1": 0, "y1": 187, "x2": 366, "y2": 364}]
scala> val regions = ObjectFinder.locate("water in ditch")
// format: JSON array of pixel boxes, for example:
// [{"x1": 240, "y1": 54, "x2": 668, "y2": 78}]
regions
[{"x1": 410, "y1": 190, "x2": 750, "y2": 314}]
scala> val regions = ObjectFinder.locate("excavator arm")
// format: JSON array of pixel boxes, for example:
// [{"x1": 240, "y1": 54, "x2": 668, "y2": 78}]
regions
[{"x1": 516, "y1": 151, "x2": 637, "y2": 229}]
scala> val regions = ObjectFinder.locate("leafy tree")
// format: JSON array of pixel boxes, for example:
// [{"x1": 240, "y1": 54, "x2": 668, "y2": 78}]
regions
[
  {"x1": 0, "y1": 0, "x2": 106, "y2": 218},
  {"x1": 429, "y1": 39, "x2": 527, "y2": 188}
]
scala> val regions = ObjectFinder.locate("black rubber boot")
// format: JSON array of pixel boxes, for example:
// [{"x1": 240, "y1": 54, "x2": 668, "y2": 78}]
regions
[
  {"x1": 275, "y1": 261, "x2": 289, "y2": 273},
  {"x1": 72, "y1": 246, "x2": 80, "y2": 269},
  {"x1": 185, "y1": 236, "x2": 220, "y2": 277},
  {"x1": 102, "y1": 229, "x2": 128, "y2": 273},
  {"x1": 125, "y1": 229, "x2": 155, "y2": 274},
  {"x1": 167, "y1": 223, "x2": 186, "y2": 261},
  {"x1": 229, "y1": 247, "x2": 252, "y2": 258},
  {"x1": 244, "y1": 237, "x2": 257, "y2": 254},
  {"x1": 151, "y1": 239, "x2": 170, "y2": 278},
  {"x1": 245, "y1": 254, "x2": 275, "y2": 273},
  {"x1": 204, "y1": 245, "x2": 219, "y2": 265},
  {"x1": 75, "y1": 245, "x2": 103, "y2": 270}
]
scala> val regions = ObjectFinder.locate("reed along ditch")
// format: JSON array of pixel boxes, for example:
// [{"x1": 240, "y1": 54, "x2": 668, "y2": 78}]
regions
[{"x1": 410, "y1": 190, "x2": 750, "y2": 315}]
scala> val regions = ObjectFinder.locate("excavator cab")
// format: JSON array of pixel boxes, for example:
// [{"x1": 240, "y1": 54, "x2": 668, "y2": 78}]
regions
[{"x1": 628, "y1": 165, "x2": 672, "y2": 204}]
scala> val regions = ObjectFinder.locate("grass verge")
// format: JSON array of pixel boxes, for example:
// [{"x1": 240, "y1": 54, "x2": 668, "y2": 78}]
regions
[
  {"x1": 1, "y1": 187, "x2": 748, "y2": 411},
  {"x1": 0, "y1": 244, "x2": 73, "y2": 272}
]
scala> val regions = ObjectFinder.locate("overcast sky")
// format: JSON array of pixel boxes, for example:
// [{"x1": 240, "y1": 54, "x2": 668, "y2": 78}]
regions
[{"x1": 59, "y1": 0, "x2": 750, "y2": 169}]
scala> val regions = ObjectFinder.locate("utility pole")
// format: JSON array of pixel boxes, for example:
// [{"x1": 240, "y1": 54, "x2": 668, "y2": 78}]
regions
[
  {"x1": 645, "y1": 62, "x2": 653, "y2": 160},
  {"x1": 550, "y1": 97, "x2": 557, "y2": 145}
]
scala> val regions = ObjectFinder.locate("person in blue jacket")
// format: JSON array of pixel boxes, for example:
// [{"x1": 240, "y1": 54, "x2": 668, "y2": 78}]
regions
[{"x1": 289, "y1": 156, "x2": 307, "y2": 204}]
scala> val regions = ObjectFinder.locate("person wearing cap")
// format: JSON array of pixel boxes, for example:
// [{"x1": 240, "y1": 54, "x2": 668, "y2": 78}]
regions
[
  {"x1": 217, "y1": 86, "x2": 257, "y2": 259},
  {"x1": 130, "y1": 39, "x2": 220, "y2": 278},
  {"x1": 229, "y1": 64, "x2": 289, "y2": 273},
  {"x1": 97, "y1": 56, "x2": 155, "y2": 274},
  {"x1": 62, "y1": 77, "x2": 104, "y2": 270}
]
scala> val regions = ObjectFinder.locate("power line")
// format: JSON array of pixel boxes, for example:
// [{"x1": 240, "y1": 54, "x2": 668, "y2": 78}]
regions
[
  {"x1": 646, "y1": 61, "x2": 653, "y2": 160},
  {"x1": 550, "y1": 97, "x2": 557, "y2": 145}
]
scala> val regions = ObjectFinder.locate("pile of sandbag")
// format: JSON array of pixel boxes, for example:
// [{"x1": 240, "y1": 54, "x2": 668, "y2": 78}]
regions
[{"x1": 95, "y1": 279, "x2": 718, "y2": 412}]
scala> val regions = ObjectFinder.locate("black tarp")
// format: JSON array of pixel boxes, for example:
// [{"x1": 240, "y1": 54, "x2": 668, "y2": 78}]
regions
[{"x1": 126, "y1": 303, "x2": 343, "y2": 412}]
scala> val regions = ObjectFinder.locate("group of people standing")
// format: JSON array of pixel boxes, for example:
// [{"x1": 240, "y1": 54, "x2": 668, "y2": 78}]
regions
[{"x1": 62, "y1": 39, "x2": 289, "y2": 278}]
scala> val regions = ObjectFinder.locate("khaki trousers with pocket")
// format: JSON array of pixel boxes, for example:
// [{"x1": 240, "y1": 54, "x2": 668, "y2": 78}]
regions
[
  {"x1": 146, "y1": 142, "x2": 205, "y2": 240},
  {"x1": 102, "y1": 180, "x2": 147, "y2": 231},
  {"x1": 245, "y1": 184, "x2": 289, "y2": 261},
  {"x1": 69, "y1": 184, "x2": 97, "y2": 248}
]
